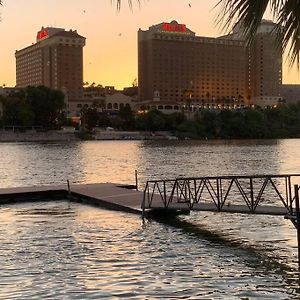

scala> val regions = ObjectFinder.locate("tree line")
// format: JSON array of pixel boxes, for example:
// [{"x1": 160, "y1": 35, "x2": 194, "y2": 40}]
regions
[
  {"x1": 82, "y1": 103, "x2": 300, "y2": 139},
  {"x1": 0, "y1": 86, "x2": 65, "y2": 129},
  {"x1": 2, "y1": 86, "x2": 300, "y2": 139}
]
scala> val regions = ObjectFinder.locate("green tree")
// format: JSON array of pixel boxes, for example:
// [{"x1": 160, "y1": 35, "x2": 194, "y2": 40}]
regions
[
  {"x1": 118, "y1": 105, "x2": 135, "y2": 130},
  {"x1": 98, "y1": 113, "x2": 111, "y2": 127},
  {"x1": 81, "y1": 107, "x2": 98, "y2": 130},
  {"x1": 135, "y1": 109, "x2": 166, "y2": 131},
  {"x1": 243, "y1": 109, "x2": 268, "y2": 138},
  {"x1": 198, "y1": 110, "x2": 218, "y2": 138},
  {"x1": 26, "y1": 86, "x2": 65, "y2": 128},
  {"x1": 1, "y1": 90, "x2": 34, "y2": 126},
  {"x1": 164, "y1": 112, "x2": 186, "y2": 131},
  {"x1": 176, "y1": 120, "x2": 203, "y2": 139}
]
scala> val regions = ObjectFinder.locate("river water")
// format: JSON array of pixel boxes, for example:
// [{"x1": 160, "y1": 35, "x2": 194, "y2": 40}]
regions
[{"x1": 0, "y1": 139, "x2": 300, "y2": 299}]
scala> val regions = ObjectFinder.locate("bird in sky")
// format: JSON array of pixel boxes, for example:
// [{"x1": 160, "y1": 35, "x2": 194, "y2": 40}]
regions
[{"x1": 188, "y1": 3, "x2": 191, "y2": 7}]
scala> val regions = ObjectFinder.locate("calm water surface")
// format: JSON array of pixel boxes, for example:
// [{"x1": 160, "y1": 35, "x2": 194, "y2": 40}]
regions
[{"x1": 1, "y1": 139, "x2": 300, "y2": 298}]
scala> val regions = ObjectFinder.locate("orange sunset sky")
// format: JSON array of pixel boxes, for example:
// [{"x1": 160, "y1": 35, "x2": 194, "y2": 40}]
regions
[{"x1": 0, "y1": 0, "x2": 299, "y2": 89}]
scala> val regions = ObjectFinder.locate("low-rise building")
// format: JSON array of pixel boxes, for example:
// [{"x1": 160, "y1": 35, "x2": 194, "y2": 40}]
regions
[
  {"x1": 69, "y1": 87, "x2": 136, "y2": 117},
  {"x1": 105, "y1": 92, "x2": 135, "y2": 112},
  {"x1": 135, "y1": 100, "x2": 182, "y2": 114}
]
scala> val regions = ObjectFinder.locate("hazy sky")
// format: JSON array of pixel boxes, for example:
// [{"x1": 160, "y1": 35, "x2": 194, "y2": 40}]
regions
[{"x1": 0, "y1": 0, "x2": 299, "y2": 89}]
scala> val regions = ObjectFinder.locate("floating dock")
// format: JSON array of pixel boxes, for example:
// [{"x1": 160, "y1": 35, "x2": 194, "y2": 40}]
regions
[
  {"x1": 1, "y1": 179, "x2": 300, "y2": 266},
  {"x1": 0, "y1": 181, "x2": 292, "y2": 217},
  {"x1": 0, "y1": 183, "x2": 143, "y2": 215}
]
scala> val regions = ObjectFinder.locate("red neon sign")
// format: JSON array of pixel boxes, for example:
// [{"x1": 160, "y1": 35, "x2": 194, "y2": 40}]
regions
[
  {"x1": 162, "y1": 23, "x2": 187, "y2": 33},
  {"x1": 37, "y1": 28, "x2": 49, "y2": 41}
]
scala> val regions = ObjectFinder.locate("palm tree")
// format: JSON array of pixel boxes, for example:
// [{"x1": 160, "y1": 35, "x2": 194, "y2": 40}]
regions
[
  {"x1": 115, "y1": 0, "x2": 139, "y2": 10},
  {"x1": 116, "y1": 0, "x2": 300, "y2": 66},
  {"x1": 216, "y1": 0, "x2": 300, "y2": 66}
]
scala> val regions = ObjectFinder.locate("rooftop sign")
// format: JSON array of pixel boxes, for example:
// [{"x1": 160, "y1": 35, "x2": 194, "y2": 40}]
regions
[
  {"x1": 37, "y1": 28, "x2": 49, "y2": 41},
  {"x1": 162, "y1": 22, "x2": 187, "y2": 33}
]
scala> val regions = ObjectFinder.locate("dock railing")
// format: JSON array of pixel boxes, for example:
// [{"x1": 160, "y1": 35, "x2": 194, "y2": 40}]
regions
[
  {"x1": 142, "y1": 174, "x2": 300, "y2": 216},
  {"x1": 142, "y1": 175, "x2": 300, "y2": 267}
]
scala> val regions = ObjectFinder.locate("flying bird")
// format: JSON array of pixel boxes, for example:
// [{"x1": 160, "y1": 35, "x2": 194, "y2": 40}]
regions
[{"x1": 188, "y1": 3, "x2": 191, "y2": 7}]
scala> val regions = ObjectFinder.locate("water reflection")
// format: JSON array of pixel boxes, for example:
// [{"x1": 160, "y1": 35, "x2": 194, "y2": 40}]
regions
[
  {"x1": 0, "y1": 139, "x2": 299, "y2": 188},
  {"x1": 1, "y1": 140, "x2": 300, "y2": 297},
  {"x1": 139, "y1": 139, "x2": 282, "y2": 181},
  {"x1": 0, "y1": 201, "x2": 298, "y2": 299}
]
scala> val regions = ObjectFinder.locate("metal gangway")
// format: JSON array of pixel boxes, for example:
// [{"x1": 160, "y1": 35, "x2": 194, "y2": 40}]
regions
[{"x1": 141, "y1": 174, "x2": 300, "y2": 266}]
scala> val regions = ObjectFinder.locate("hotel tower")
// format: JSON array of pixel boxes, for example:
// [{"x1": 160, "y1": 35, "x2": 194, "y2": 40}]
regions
[
  {"x1": 138, "y1": 20, "x2": 282, "y2": 108},
  {"x1": 15, "y1": 27, "x2": 86, "y2": 105}
]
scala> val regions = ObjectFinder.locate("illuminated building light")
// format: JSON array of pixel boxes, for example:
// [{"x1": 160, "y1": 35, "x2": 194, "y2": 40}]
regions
[{"x1": 162, "y1": 23, "x2": 187, "y2": 33}]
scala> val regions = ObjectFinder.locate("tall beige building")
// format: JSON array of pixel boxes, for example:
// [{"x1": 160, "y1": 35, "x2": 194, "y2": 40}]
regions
[
  {"x1": 138, "y1": 20, "x2": 282, "y2": 108},
  {"x1": 15, "y1": 27, "x2": 86, "y2": 104},
  {"x1": 249, "y1": 21, "x2": 282, "y2": 106}
]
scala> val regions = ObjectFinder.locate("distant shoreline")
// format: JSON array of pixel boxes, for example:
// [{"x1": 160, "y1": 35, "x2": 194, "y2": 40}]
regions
[
  {"x1": 0, "y1": 130, "x2": 79, "y2": 142},
  {"x1": 0, "y1": 130, "x2": 174, "y2": 142},
  {"x1": 0, "y1": 130, "x2": 297, "y2": 142}
]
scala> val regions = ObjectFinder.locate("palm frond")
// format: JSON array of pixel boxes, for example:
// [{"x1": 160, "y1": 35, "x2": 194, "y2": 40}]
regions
[
  {"x1": 215, "y1": 0, "x2": 270, "y2": 44},
  {"x1": 216, "y1": 0, "x2": 300, "y2": 67},
  {"x1": 276, "y1": 0, "x2": 300, "y2": 66},
  {"x1": 115, "y1": 0, "x2": 138, "y2": 11}
]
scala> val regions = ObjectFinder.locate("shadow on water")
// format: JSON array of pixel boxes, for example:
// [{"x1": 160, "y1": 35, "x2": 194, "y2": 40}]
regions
[{"x1": 147, "y1": 213, "x2": 300, "y2": 295}]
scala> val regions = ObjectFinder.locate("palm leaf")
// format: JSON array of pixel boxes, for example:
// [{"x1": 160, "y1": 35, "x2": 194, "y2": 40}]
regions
[
  {"x1": 216, "y1": 0, "x2": 300, "y2": 67},
  {"x1": 276, "y1": 0, "x2": 300, "y2": 66},
  {"x1": 115, "y1": 0, "x2": 137, "y2": 10}
]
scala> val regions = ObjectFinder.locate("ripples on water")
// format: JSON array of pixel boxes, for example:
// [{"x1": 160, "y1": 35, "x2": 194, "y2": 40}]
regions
[
  {"x1": 0, "y1": 139, "x2": 300, "y2": 298},
  {"x1": 0, "y1": 201, "x2": 298, "y2": 299},
  {"x1": 1, "y1": 139, "x2": 299, "y2": 187}
]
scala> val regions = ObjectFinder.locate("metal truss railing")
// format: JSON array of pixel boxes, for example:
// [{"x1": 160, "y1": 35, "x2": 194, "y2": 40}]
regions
[{"x1": 142, "y1": 174, "x2": 300, "y2": 216}]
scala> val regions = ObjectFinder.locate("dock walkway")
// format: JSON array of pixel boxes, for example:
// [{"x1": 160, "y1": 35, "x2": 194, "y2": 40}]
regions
[
  {"x1": 0, "y1": 182, "x2": 291, "y2": 217},
  {"x1": 0, "y1": 183, "x2": 143, "y2": 214}
]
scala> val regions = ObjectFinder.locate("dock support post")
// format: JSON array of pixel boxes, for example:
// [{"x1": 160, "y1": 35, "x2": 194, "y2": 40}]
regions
[
  {"x1": 249, "y1": 178, "x2": 254, "y2": 212},
  {"x1": 294, "y1": 184, "x2": 300, "y2": 267},
  {"x1": 135, "y1": 170, "x2": 138, "y2": 191},
  {"x1": 141, "y1": 188, "x2": 146, "y2": 221},
  {"x1": 67, "y1": 179, "x2": 71, "y2": 196},
  {"x1": 67, "y1": 179, "x2": 71, "y2": 208},
  {"x1": 216, "y1": 179, "x2": 221, "y2": 211}
]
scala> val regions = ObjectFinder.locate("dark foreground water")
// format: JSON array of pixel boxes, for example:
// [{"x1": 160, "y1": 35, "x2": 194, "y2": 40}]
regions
[{"x1": 0, "y1": 139, "x2": 300, "y2": 298}]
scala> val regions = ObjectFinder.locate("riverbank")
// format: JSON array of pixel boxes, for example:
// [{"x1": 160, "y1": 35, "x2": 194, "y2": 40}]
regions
[
  {"x1": 0, "y1": 130, "x2": 78, "y2": 142},
  {"x1": 0, "y1": 129, "x2": 176, "y2": 142}
]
